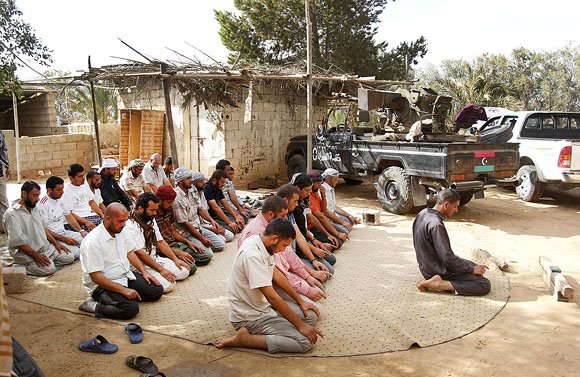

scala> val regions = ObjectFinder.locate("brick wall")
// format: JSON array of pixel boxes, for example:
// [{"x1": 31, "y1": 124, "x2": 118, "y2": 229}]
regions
[
  {"x1": 0, "y1": 92, "x2": 63, "y2": 137},
  {"x1": 119, "y1": 82, "x2": 327, "y2": 188},
  {"x1": 222, "y1": 84, "x2": 326, "y2": 187},
  {"x1": 16, "y1": 134, "x2": 95, "y2": 179}
]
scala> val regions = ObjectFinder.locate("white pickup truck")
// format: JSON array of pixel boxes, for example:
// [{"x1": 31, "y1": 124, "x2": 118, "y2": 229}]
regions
[{"x1": 507, "y1": 111, "x2": 580, "y2": 201}]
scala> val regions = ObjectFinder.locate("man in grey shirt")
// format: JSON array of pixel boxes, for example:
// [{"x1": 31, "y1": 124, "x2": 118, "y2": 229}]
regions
[{"x1": 412, "y1": 189, "x2": 491, "y2": 296}]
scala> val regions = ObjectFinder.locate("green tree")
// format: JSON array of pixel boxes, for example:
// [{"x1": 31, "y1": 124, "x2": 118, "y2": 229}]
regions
[
  {"x1": 65, "y1": 86, "x2": 118, "y2": 124},
  {"x1": 0, "y1": 0, "x2": 52, "y2": 95},
  {"x1": 215, "y1": 0, "x2": 427, "y2": 79},
  {"x1": 420, "y1": 59, "x2": 522, "y2": 113}
]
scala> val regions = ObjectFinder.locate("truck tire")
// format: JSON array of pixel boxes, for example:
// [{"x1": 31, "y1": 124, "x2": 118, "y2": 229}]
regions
[
  {"x1": 377, "y1": 167, "x2": 414, "y2": 214},
  {"x1": 287, "y1": 155, "x2": 306, "y2": 182},
  {"x1": 480, "y1": 124, "x2": 513, "y2": 144},
  {"x1": 516, "y1": 165, "x2": 545, "y2": 201},
  {"x1": 459, "y1": 192, "x2": 473, "y2": 206}
]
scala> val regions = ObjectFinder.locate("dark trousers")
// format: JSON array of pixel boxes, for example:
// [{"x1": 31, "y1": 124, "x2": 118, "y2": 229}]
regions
[
  {"x1": 310, "y1": 227, "x2": 343, "y2": 248},
  {"x1": 215, "y1": 214, "x2": 241, "y2": 234},
  {"x1": 92, "y1": 272, "x2": 163, "y2": 320}
]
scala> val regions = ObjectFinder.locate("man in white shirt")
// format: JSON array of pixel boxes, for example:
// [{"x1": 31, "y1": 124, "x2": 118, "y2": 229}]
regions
[
  {"x1": 216, "y1": 218, "x2": 323, "y2": 354},
  {"x1": 86, "y1": 170, "x2": 106, "y2": 215},
  {"x1": 143, "y1": 153, "x2": 170, "y2": 193},
  {"x1": 3, "y1": 181, "x2": 74, "y2": 276},
  {"x1": 79, "y1": 203, "x2": 164, "y2": 319},
  {"x1": 320, "y1": 168, "x2": 360, "y2": 234},
  {"x1": 62, "y1": 164, "x2": 104, "y2": 232},
  {"x1": 124, "y1": 192, "x2": 191, "y2": 293},
  {"x1": 120, "y1": 159, "x2": 149, "y2": 203},
  {"x1": 36, "y1": 176, "x2": 86, "y2": 260}
]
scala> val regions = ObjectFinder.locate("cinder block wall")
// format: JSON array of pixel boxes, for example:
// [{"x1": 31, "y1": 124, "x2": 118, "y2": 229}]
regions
[
  {"x1": 0, "y1": 92, "x2": 63, "y2": 137},
  {"x1": 221, "y1": 84, "x2": 326, "y2": 187},
  {"x1": 17, "y1": 134, "x2": 95, "y2": 179}
]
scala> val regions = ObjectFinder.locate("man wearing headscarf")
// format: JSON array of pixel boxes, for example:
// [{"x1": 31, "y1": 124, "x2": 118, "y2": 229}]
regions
[
  {"x1": 172, "y1": 168, "x2": 216, "y2": 263},
  {"x1": 99, "y1": 158, "x2": 132, "y2": 211},
  {"x1": 120, "y1": 159, "x2": 150, "y2": 203},
  {"x1": 155, "y1": 184, "x2": 208, "y2": 268}
]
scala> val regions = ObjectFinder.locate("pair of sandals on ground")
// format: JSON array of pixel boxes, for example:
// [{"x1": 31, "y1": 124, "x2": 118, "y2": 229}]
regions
[{"x1": 78, "y1": 323, "x2": 165, "y2": 376}]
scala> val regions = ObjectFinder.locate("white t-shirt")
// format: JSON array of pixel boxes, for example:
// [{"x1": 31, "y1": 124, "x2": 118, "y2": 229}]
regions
[
  {"x1": 93, "y1": 188, "x2": 103, "y2": 206},
  {"x1": 227, "y1": 235, "x2": 277, "y2": 322},
  {"x1": 80, "y1": 223, "x2": 135, "y2": 294},
  {"x1": 322, "y1": 182, "x2": 336, "y2": 212},
  {"x1": 142, "y1": 163, "x2": 166, "y2": 187},
  {"x1": 123, "y1": 218, "x2": 163, "y2": 258},
  {"x1": 35, "y1": 195, "x2": 70, "y2": 234},
  {"x1": 63, "y1": 182, "x2": 97, "y2": 218}
]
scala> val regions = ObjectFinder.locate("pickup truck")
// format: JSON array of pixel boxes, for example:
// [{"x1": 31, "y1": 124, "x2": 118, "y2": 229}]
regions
[
  {"x1": 285, "y1": 126, "x2": 520, "y2": 214},
  {"x1": 506, "y1": 111, "x2": 580, "y2": 201}
]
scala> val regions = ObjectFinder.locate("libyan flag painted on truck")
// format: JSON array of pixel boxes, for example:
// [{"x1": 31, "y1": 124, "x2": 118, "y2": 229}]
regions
[{"x1": 474, "y1": 151, "x2": 495, "y2": 172}]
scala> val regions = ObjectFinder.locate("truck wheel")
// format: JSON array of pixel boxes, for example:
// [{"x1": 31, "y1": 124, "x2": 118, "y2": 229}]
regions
[
  {"x1": 377, "y1": 167, "x2": 414, "y2": 214},
  {"x1": 459, "y1": 192, "x2": 473, "y2": 206},
  {"x1": 287, "y1": 155, "x2": 306, "y2": 181},
  {"x1": 516, "y1": 165, "x2": 545, "y2": 201}
]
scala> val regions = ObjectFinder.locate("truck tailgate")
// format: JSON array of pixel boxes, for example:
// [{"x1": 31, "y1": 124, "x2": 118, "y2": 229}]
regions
[{"x1": 447, "y1": 143, "x2": 519, "y2": 182}]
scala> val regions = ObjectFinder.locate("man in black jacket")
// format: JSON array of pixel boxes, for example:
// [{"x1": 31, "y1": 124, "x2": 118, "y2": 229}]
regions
[
  {"x1": 99, "y1": 159, "x2": 132, "y2": 211},
  {"x1": 413, "y1": 188, "x2": 490, "y2": 296}
]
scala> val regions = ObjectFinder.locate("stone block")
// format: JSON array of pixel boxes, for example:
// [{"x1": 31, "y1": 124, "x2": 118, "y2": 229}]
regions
[
  {"x1": 46, "y1": 159, "x2": 62, "y2": 168},
  {"x1": 3, "y1": 266, "x2": 28, "y2": 294},
  {"x1": 35, "y1": 152, "x2": 52, "y2": 161},
  {"x1": 52, "y1": 150, "x2": 69, "y2": 160}
]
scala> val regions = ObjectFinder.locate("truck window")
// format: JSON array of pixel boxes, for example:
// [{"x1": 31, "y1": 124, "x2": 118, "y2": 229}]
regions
[
  {"x1": 524, "y1": 115, "x2": 541, "y2": 130},
  {"x1": 541, "y1": 115, "x2": 555, "y2": 130},
  {"x1": 556, "y1": 116, "x2": 569, "y2": 129}
]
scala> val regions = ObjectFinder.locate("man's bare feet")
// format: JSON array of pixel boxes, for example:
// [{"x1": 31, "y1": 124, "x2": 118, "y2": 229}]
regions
[
  {"x1": 417, "y1": 275, "x2": 445, "y2": 292},
  {"x1": 215, "y1": 327, "x2": 250, "y2": 349}
]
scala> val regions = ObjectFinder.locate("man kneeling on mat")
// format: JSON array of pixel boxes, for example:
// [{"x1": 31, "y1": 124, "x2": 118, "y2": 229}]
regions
[
  {"x1": 79, "y1": 203, "x2": 163, "y2": 319},
  {"x1": 413, "y1": 188, "x2": 491, "y2": 296},
  {"x1": 216, "y1": 218, "x2": 323, "y2": 353}
]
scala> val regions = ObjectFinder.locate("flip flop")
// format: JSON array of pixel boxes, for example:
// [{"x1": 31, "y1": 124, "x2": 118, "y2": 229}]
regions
[
  {"x1": 139, "y1": 373, "x2": 167, "y2": 377},
  {"x1": 125, "y1": 355, "x2": 158, "y2": 374},
  {"x1": 78, "y1": 335, "x2": 118, "y2": 354},
  {"x1": 125, "y1": 323, "x2": 143, "y2": 344}
]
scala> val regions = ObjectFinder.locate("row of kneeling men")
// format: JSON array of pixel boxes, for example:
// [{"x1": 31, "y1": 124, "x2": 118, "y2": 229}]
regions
[{"x1": 3, "y1": 159, "x2": 359, "y2": 330}]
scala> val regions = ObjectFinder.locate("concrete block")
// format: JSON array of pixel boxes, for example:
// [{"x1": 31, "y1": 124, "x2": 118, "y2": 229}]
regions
[
  {"x1": 52, "y1": 150, "x2": 69, "y2": 160},
  {"x1": 35, "y1": 151, "x2": 52, "y2": 161},
  {"x1": 46, "y1": 159, "x2": 62, "y2": 168},
  {"x1": 3, "y1": 266, "x2": 28, "y2": 294}
]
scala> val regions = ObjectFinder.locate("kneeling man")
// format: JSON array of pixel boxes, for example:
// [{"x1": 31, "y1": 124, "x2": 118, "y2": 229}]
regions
[
  {"x1": 79, "y1": 203, "x2": 164, "y2": 319},
  {"x1": 216, "y1": 218, "x2": 323, "y2": 353},
  {"x1": 413, "y1": 189, "x2": 491, "y2": 296}
]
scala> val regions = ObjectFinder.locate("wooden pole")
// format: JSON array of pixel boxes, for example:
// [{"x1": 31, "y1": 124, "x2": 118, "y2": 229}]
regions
[
  {"x1": 305, "y1": 0, "x2": 313, "y2": 172},
  {"x1": 539, "y1": 256, "x2": 574, "y2": 301},
  {"x1": 88, "y1": 56, "x2": 102, "y2": 164},
  {"x1": 160, "y1": 63, "x2": 180, "y2": 167},
  {"x1": 11, "y1": 90, "x2": 21, "y2": 183}
]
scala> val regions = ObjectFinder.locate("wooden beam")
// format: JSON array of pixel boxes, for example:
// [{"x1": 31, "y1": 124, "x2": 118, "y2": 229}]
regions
[
  {"x1": 88, "y1": 56, "x2": 102, "y2": 164},
  {"x1": 539, "y1": 256, "x2": 574, "y2": 301},
  {"x1": 160, "y1": 63, "x2": 180, "y2": 167}
]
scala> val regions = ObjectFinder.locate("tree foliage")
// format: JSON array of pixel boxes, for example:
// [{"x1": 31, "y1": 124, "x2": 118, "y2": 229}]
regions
[
  {"x1": 0, "y1": 0, "x2": 52, "y2": 95},
  {"x1": 215, "y1": 0, "x2": 427, "y2": 80},
  {"x1": 418, "y1": 45, "x2": 580, "y2": 113}
]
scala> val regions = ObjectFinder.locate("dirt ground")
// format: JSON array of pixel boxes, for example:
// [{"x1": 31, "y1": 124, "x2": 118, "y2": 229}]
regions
[{"x1": 7, "y1": 185, "x2": 580, "y2": 377}]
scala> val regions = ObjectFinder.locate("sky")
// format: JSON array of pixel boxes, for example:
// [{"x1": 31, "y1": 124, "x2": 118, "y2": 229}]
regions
[{"x1": 13, "y1": 0, "x2": 580, "y2": 80}]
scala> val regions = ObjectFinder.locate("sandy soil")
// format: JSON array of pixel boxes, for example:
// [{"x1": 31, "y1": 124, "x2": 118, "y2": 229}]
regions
[{"x1": 7, "y1": 185, "x2": 580, "y2": 377}]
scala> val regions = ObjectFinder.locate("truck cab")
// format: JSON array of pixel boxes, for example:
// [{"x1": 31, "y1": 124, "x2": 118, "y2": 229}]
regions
[{"x1": 509, "y1": 111, "x2": 580, "y2": 201}]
